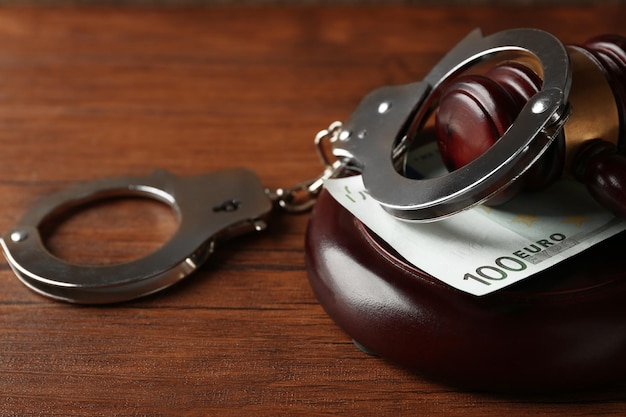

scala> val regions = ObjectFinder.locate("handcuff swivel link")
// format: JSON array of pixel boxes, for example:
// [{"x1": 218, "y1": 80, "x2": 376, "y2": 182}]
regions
[{"x1": 266, "y1": 121, "x2": 348, "y2": 214}]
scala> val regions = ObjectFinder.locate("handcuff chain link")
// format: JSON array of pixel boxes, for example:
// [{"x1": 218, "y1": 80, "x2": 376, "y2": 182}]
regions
[{"x1": 267, "y1": 121, "x2": 346, "y2": 213}]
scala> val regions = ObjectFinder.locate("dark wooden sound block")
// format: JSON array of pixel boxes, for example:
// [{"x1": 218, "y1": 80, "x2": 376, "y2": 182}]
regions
[{"x1": 305, "y1": 190, "x2": 626, "y2": 393}]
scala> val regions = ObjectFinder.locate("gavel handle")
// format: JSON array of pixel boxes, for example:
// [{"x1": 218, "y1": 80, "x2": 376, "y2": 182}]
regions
[{"x1": 574, "y1": 139, "x2": 626, "y2": 218}]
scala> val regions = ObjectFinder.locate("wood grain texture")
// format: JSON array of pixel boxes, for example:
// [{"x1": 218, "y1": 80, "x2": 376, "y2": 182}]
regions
[{"x1": 0, "y1": 5, "x2": 625, "y2": 416}]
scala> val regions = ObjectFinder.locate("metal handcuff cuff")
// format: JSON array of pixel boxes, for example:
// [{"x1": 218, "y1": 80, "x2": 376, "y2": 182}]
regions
[{"x1": 1, "y1": 29, "x2": 573, "y2": 304}]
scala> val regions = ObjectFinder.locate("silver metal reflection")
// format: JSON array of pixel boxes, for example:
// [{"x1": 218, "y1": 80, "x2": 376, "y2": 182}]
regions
[
  {"x1": 0, "y1": 169, "x2": 272, "y2": 304},
  {"x1": 332, "y1": 28, "x2": 572, "y2": 221}
]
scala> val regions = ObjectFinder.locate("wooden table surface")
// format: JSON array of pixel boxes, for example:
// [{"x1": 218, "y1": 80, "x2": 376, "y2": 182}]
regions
[{"x1": 1, "y1": 5, "x2": 625, "y2": 416}]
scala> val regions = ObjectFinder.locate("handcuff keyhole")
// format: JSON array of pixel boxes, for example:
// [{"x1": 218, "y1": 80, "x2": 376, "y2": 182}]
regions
[
  {"x1": 40, "y1": 197, "x2": 178, "y2": 266},
  {"x1": 213, "y1": 199, "x2": 241, "y2": 212}
]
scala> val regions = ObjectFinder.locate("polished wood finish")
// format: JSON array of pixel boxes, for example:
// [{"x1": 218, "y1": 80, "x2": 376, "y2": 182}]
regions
[
  {"x1": 583, "y1": 34, "x2": 626, "y2": 142},
  {"x1": 435, "y1": 34, "x2": 626, "y2": 212},
  {"x1": 436, "y1": 72, "x2": 523, "y2": 170},
  {"x1": 575, "y1": 139, "x2": 626, "y2": 218},
  {"x1": 307, "y1": 190, "x2": 626, "y2": 394},
  {"x1": 1, "y1": 5, "x2": 626, "y2": 415},
  {"x1": 434, "y1": 63, "x2": 560, "y2": 204}
]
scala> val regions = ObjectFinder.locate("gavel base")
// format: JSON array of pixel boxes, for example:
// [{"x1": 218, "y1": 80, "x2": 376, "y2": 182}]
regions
[{"x1": 305, "y1": 190, "x2": 626, "y2": 393}]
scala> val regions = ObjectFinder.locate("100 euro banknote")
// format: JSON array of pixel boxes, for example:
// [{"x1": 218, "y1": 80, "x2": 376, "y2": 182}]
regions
[{"x1": 324, "y1": 149, "x2": 626, "y2": 296}]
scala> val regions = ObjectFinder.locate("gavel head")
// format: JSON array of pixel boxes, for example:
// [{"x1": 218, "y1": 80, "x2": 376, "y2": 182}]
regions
[
  {"x1": 433, "y1": 34, "x2": 626, "y2": 210},
  {"x1": 331, "y1": 29, "x2": 626, "y2": 221}
]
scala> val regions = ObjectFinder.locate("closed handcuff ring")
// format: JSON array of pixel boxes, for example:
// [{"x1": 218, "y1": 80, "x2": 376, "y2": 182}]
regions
[
  {"x1": 332, "y1": 28, "x2": 572, "y2": 221},
  {"x1": 1, "y1": 169, "x2": 273, "y2": 304}
]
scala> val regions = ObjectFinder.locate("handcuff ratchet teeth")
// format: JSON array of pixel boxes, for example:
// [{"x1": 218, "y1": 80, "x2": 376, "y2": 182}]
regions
[
  {"x1": 1, "y1": 168, "x2": 273, "y2": 304},
  {"x1": 331, "y1": 28, "x2": 572, "y2": 221}
]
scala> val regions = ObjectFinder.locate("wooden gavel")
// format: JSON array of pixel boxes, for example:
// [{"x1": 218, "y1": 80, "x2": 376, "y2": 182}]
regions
[{"x1": 435, "y1": 34, "x2": 626, "y2": 216}]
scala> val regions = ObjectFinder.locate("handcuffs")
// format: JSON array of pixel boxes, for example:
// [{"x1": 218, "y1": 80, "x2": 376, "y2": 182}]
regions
[
  {"x1": 1, "y1": 28, "x2": 572, "y2": 304},
  {"x1": 5, "y1": 27, "x2": 626, "y2": 393}
]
